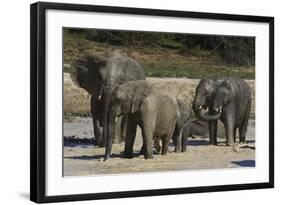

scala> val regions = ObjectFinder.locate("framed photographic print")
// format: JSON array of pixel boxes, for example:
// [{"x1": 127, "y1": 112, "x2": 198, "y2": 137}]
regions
[{"x1": 30, "y1": 1, "x2": 274, "y2": 203}]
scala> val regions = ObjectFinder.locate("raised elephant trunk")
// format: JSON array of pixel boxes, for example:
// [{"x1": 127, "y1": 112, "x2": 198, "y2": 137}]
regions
[
  {"x1": 197, "y1": 106, "x2": 222, "y2": 121},
  {"x1": 104, "y1": 107, "x2": 118, "y2": 161}
]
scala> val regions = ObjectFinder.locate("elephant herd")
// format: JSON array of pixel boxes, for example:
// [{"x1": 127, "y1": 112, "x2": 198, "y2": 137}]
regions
[{"x1": 71, "y1": 51, "x2": 252, "y2": 161}]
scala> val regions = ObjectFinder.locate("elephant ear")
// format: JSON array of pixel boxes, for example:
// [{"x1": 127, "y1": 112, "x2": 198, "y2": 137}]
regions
[
  {"x1": 71, "y1": 56, "x2": 89, "y2": 88},
  {"x1": 131, "y1": 81, "x2": 152, "y2": 113},
  {"x1": 88, "y1": 54, "x2": 107, "y2": 68}
]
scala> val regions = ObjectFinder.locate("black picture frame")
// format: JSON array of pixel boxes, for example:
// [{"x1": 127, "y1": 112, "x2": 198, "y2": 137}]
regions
[{"x1": 30, "y1": 1, "x2": 274, "y2": 203}]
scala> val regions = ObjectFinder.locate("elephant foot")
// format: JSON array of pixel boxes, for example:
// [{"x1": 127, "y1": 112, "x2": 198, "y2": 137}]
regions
[
  {"x1": 226, "y1": 142, "x2": 234, "y2": 147},
  {"x1": 181, "y1": 148, "x2": 187, "y2": 152},
  {"x1": 124, "y1": 152, "x2": 134, "y2": 159},
  {"x1": 138, "y1": 146, "x2": 145, "y2": 156},
  {"x1": 144, "y1": 150, "x2": 154, "y2": 159},
  {"x1": 209, "y1": 141, "x2": 217, "y2": 146},
  {"x1": 175, "y1": 149, "x2": 181, "y2": 153},
  {"x1": 144, "y1": 155, "x2": 154, "y2": 159},
  {"x1": 239, "y1": 140, "x2": 246, "y2": 144},
  {"x1": 161, "y1": 152, "x2": 168, "y2": 156},
  {"x1": 103, "y1": 154, "x2": 110, "y2": 161}
]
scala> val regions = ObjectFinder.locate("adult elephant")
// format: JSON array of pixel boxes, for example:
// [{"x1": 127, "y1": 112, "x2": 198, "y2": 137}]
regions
[
  {"x1": 72, "y1": 51, "x2": 146, "y2": 147},
  {"x1": 192, "y1": 76, "x2": 251, "y2": 146},
  {"x1": 104, "y1": 80, "x2": 178, "y2": 161}
]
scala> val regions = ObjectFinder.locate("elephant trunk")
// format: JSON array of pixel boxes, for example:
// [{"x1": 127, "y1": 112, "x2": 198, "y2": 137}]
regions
[
  {"x1": 104, "y1": 107, "x2": 117, "y2": 161},
  {"x1": 101, "y1": 86, "x2": 114, "y2": 147},
  {"x1": 197, "y1": 107, "x2": 221, "y2": 121}
]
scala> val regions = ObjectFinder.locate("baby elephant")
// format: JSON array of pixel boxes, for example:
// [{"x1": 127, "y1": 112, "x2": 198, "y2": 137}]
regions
[
  {"x1": 172, "y1": 99, "x2": 191, "y2": 153},
  {"x1": 104, "y1": 80, "x2": 178, "y2": 160}
]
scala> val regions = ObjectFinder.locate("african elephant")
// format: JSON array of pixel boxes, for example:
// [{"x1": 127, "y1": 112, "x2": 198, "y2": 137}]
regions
[
  {"x1": 72, "y1": 51, "x2": 146, "y2": 147},
  {"x1": 192, "y1": 76, "x2": 251, "y2": 146},
  {"x1": 104, "y1": 80, "x2": 178, "y2": 160},
  {"x1": 172, "y1": 99, "x2": 191, "y2": 153},
  {"x1": 71, "y1": 54, "x2": 104, "y2": 146}
]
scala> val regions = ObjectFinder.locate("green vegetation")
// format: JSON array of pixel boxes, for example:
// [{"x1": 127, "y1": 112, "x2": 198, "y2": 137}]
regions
[
  {"x1": 63, "y1": 28, "x2": 255, "y2": 79},
  {"x1": 143, "y1": 63, "x2": 254, "y2": 79}
]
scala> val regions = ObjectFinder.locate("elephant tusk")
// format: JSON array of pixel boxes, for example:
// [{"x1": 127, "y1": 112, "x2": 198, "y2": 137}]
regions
[
  {"x1": 199, "y1": 105, "x2": 203, "y2": 110},
  {"x1": 219, "y1": 106, "x2": 223, "y2": 113},
  {"x1": 98, "y1": 94, "x2": 102, "y2": 100},
  {"x1": 114, "y1": 116, "x2": 118, "y2": 123}
]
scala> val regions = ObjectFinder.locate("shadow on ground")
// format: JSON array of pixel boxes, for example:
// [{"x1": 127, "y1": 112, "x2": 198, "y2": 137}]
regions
[
  {"x1": 64, "y1": 135, "x2": 95, "y2": 147},
  {"x1": 187, "y1": 140, "x2": 209, "y2": 146},
  {"x1": 239, "y1": 144, "x2": 255, "y2": 150},
  {"x1": 64, "y1": 152, "x2": 143, "y2": 160},
  {"x1": 231, "y1": 160, "x2": 255, "y2": 167},
  {"x1": 65, "y1": 153, "x2": 121, "y2": 160}
]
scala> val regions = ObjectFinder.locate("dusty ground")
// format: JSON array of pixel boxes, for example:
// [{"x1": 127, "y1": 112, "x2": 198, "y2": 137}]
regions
[{"x1": 63, "y1": 118, "x2": 255, "y2": 176}]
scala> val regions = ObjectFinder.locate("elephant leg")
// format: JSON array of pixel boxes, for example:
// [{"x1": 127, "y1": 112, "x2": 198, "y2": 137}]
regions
[
  {"x1": 139, "y1": 145, "x2": 145, "y2": 155},
  {"x1": 239, "y1": 107, "x2": 250, "y2": 144},
  {"x1": 141, "y1": 128, "x2": 154, "y2": 159},
  {"x1": 91, "y1": 96, "x2": 103, "y2": 146},
  {"x1": 224, "y1": 119, "x2": 235, "y2": 147},
  {"x1": 161, "y1": 135, "x2": 169, "y2": 155},
  {"x1": 140, "y1": 137, "x2": 161, "y2": 155},
  {"x1": 93, "y1": 118, "x2": 103, "y2": 145},
  {"x1": 124, "y1": 118, "x2": 137, "y2": 158},
  {"x1": 181, "y1": 132, "x2": 187, "y2": 152},
  {"x1": 181, "y1": 122, "x2": 191, "y2": 152},
  {"x1": 208, "y1": 120, "x2": 217, "y2": 145},
  {"x1": 174, "y1": 130, "x2": 182, "y2": 153},
  {"x1": 239, "y1": 124, "x2": 247, "y2": 144},
  {"x1": 214, "y1": 120, "x2": 218, "y2": 145},
  {"x1": 154, "y1": 137, "x2": 161, "y2": 154},
  {"x1": 113, "y1": 116, "x2": 123, "y2": 144},
  {"x1": 121, "y1": 115, "x2": 128, "y2": 142},
  {"x1": 172, "y1": 127, "x2": 180, "y2": 153},
  {"x1": 162, "y1": 128, "x2": 174, "y2": 155},
  {"x1": 233, "y1": 125, "x2": 238, "y2": 143}
]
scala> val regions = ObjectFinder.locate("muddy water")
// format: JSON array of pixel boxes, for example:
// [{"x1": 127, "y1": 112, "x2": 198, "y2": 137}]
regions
[{"x1": 63, "y1": 117, "x2": 255, "y2": 176}]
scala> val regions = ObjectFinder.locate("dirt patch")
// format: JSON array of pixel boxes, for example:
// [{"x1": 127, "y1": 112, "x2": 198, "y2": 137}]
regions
[
  {"x1": 64, "y1": 139, "x2": 255, "y2": 176},
  {"x1": 63, "y1": 118, "x2": 255, "y2": 176}
]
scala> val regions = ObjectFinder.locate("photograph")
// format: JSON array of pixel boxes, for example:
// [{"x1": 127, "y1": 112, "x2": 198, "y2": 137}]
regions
[
  {"x1": 30, "y1": 2, "x2": 274, "y2": 202},
  {"x1": 63, "y1": 28, "x2": 256, "y2": 176}
]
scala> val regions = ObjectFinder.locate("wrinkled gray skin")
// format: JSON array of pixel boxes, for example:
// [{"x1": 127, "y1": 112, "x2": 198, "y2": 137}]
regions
[
  {"x1": 192, "y1": 76, "x2": 251, "y2": 146},
  {"x1": 72, "y1": 51, "x2": 146, "y2": 147},
  {"x1": 105, "y1": 80, "x2": 178, "y2": 161},
  {"x1": 172, "y1": 99, "x2": 191, "y2": 153}
]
